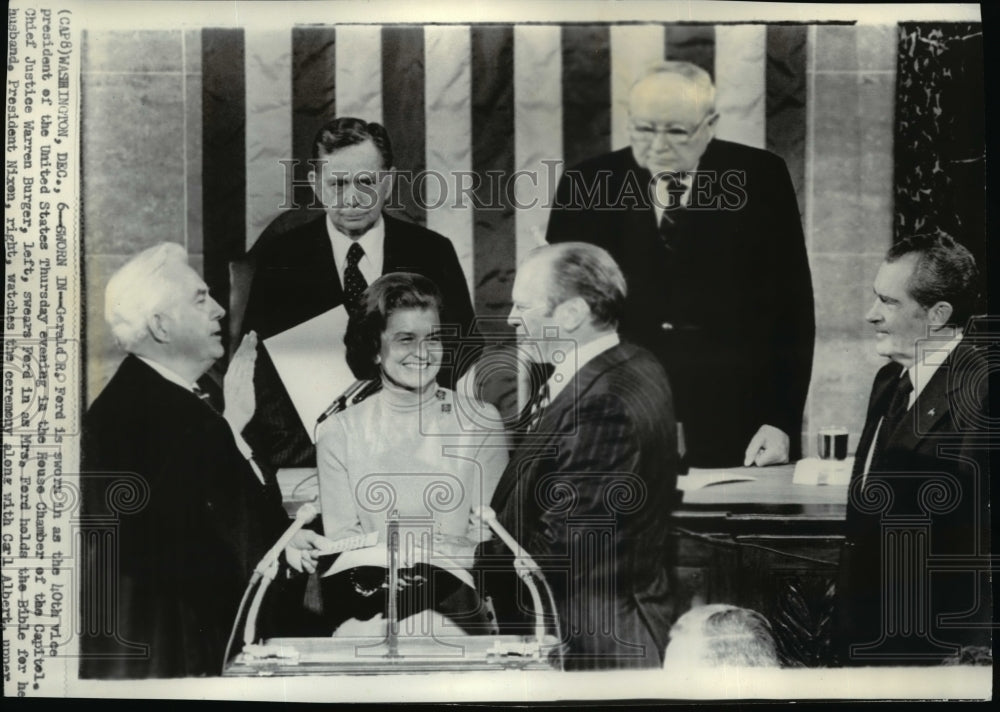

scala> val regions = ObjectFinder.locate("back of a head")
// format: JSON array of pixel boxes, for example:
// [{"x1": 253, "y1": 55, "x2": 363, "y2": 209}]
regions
[
  {"x1": 665, "y1": 604, "x2": 781, "y2": 669},
  {"x1": 526, "y1": 242, "x2": 627, "y2": 330},
  {"x1": 105, "y1": 242, "x2": 189, "y2": 353},
  {"x1": 885, "y1": 231, "x2": 980, "y2": 328}
]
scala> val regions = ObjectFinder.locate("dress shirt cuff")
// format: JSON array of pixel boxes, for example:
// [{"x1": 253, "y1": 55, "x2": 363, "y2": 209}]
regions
[{"x1": 227, "y1": 421, "x2": 266, "y2": 484}]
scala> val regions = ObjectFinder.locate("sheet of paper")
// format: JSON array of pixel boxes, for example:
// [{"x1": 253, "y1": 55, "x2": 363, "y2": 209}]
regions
[
  {"x1": 264, "y1": 306, "x2": 357, "y2": 440},
  {"x1": 676, "y1": 471, "x2": 757, "y2": 491}
]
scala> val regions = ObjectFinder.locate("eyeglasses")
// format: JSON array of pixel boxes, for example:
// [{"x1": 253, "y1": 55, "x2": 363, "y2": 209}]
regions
[{"x1": 629, "y1": 113, "x2": 716, "y2": 145}]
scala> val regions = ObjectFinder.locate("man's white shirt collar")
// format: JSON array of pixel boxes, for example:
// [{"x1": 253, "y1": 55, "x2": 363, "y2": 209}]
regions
[
  {"x1": 862, "y1": 331, "x2": 963, "y2": 480},
  {"x1": 909, "y1": 331, "x2": 963, "y2": 404},
  {"x1": 652, "y1": 169, "x2": 696, "y2": 225},
  {"x1": 548, "y1": 332, "x2": 620, "y2": 402},
  {"x1": 137, "y1": 356, "x2": 196, "y2": 392},
  {"x1": 326, "y1": 214, "x2": 385, "y2": 285}
]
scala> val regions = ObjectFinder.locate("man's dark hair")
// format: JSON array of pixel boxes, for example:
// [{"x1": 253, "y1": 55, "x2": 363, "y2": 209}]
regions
[
  {"x1": 311, "y1": 116, "x2": 394, "y2": 169},
  {"x1": 886, "y1": 232, "x2": 980, "y2": 327},
  {"x1": 344, "y1": 272, "x2": 444, "y2": 380}
]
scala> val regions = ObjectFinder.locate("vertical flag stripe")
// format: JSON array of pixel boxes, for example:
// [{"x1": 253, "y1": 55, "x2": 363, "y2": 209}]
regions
[
  {"x1": 562, "y1": 25, "x2": 612, "y2": 169},
  {"x1": 335, "y1": 26, "x2": 383, "y2": 123},
  {"x1": 291, "y1": 26, "x2": 337, "y2": 217},
  {"x1": 714, "y1": 25, "x2": 767, "y2": 148},
  {"x1": 471, "y1": 25, "x2": 516, "y2": 329},
  {"x1": 245, "y1": 29, "x2": 293, "y2": 248},
  {"x1": 202, "y1": 28, "x2": 245, "y2": 344},
  {"x1": 183, "y1": 29, "x2": 203, "y2": 256},
  {"x1": 425, "y1": 26, "x2": 474, "y2": 297},
  {"x1": 609, "y1": 24, "x2": 666, "y2": 151},
  {"x1": 382, "y1": 26, "x2": 427, "y2": 226},
  {"x1": 665, "y1": 24, "x2": 716, "y2": 79},
  {"x1": 513, "y1": 25, "x2": 563, "y2": 265},
  {"x1": 765, "y1": 24, "x2": 808, "y2": 214}
]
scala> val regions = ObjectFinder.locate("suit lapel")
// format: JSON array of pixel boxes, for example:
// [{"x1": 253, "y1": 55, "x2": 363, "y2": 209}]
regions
[
  {"x1": 381, "y1": 214, "x2": 402, "y2": 273},
  {"x1": 883, "y1": 345, "x2": 970, "y2": 449},
  {"x1": 305, "y1": 216, "x2": 345, "y2": 303},
  {"x1": 490, "y1": 344, "x2": 633, "y2": 510},
  {"x1": 851, "y1": 363, "x2": 902, "y2": 479}
]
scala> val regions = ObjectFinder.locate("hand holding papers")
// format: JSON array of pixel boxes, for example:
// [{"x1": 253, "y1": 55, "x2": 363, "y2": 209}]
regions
[{"x1": 263, "y1": 306, "x2": 357, "y2": 440}]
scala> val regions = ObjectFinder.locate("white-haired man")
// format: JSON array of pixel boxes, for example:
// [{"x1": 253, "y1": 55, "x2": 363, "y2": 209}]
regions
[
  {"x1": 547, "y1": 61, "x2": 815, "y2": 470},
  {"x1": 80, "y1": 242, "x2": 328, "y2": 678}
]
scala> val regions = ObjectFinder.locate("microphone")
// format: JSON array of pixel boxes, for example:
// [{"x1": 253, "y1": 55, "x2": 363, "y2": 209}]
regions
[
  {"x1": 473, "y1": 505, "x2": 550, "y2": 649},
  {"x1": 474, "y1": 505, "x2": 538, "y2": 570},
  {"x1": 251, "y1": 502, "x2": 318, "y2": 583},
  {"x1": 316, "y1": 379, "x2": 382, "y2": 424}
]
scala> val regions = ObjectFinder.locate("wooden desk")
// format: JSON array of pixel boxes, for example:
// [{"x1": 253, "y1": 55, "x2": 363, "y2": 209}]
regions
[
  {"x1": 278, "y1": 464, "x2": 848, "y2": 666},
  {"x1": 674, "y1": 465, "x2": 848, "y2": 667}
]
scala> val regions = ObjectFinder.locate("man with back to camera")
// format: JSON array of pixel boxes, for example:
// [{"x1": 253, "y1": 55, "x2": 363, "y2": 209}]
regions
[
  {"x1": 80, "y1": 243, "x2": 329, "y2": 678},
  {"x1": 546, "y1": 61, "x2": 815, "y2": 469},
  {"x1": 836, "y1": 232, "x2": 991, "y2": 665},
  {"x1": 242, "y1": 117, "x2": 477, "y2": 468},
  {"x1": 475, "y1": 242, "x2": 678, "y2": 670}
]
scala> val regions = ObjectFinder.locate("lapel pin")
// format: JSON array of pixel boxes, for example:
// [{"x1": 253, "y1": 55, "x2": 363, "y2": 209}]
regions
[{"x1": 927, "y1": 407, "x2": 935, "y2": 417}]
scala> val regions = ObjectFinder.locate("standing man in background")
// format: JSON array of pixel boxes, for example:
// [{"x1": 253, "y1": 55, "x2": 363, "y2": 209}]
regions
[
  {"x1": 242, "y1": 117, "x2": 477, "y2": 468},
  {"x1": 546, "y1": 61, "x2": 815, "y2": 469}
]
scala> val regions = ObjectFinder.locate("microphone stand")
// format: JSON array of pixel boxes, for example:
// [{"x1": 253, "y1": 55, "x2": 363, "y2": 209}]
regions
[
  {"x1": 223, "y1": 503, "x2": 318, "y2": 669},
  {"x1": 386, "y1": 512, "x2": 400, "y2": 659},
  {"x1": 474, "y1": 506, "x2": 562, "y2": 666}
]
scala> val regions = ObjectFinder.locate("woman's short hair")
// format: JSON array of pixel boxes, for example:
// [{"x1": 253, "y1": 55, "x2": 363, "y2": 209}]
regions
[
  {"x1": 344, "y1": 272, "x2": 444, "y2": 380},
  {"x1": 105, "y1": 242, "x2": 189, "y2": 352}
]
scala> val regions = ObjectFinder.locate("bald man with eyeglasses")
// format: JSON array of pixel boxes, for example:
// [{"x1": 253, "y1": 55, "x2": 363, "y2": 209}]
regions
[{"x1": 547, "y1": 61, "x2": 815, "y2": 470}]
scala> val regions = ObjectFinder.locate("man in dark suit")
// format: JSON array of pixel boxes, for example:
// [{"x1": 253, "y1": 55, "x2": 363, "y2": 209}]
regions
[
  {"x1": 476, "y1": 242, "x2": 678, "y2": 670},
  {"x1": 836, "y1": 233, "x2": 991, "y2": 665},
  {"x1": 80, "y1": 243, "x2": 327, "y2": 678},
  {"x1": 242, "y1": 117, "x2": 477, "y2": 468},
  {"x1": 546, "y1": 61, "x2": 815, "y2": 469}
]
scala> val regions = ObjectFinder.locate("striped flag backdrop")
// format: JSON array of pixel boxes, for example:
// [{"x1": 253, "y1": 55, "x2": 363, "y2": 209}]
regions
[{"x1": 201, "y1": 23, "x2": 808, "y2": 331}]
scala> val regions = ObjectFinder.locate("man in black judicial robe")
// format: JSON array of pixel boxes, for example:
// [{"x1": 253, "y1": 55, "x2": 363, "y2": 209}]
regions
[
  {"x1": 546, "y1": 61, "x2": 815, "y2": 469},
  {"x1": 80, "y1": 243, "x2": 327, "y2": 678}
]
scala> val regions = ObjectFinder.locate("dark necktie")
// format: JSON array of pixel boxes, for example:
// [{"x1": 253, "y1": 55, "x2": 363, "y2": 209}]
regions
[
  {"x1": 192, "y1": 385, "x2": 217, "y2": 412},
  {"x1": 526, "y1": 380, "x2": 551, "y2": 433},
  {"x1": 657, "y1": 174, "x2": 688, "y2": 231},
  {"x1": 867, "y1": 370, "x2": 914, "y2": 470},
  {"x1": 343, "y1": 242, "x2": 368, "y2": 316}
]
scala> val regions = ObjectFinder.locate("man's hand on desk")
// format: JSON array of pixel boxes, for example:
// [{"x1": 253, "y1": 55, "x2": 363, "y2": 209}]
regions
[
  {"x1": 285, "y1": 529, "x2": 333, "y2": 574},
  {"x1": 743, "y1": 424, "x2": 790, "y2": 467},
  {"x1": 223, "y1": 331, "x2": 258, "y2": 434}
]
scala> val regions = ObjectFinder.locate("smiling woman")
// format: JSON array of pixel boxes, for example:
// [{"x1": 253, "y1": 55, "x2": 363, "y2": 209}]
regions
[{"x1": 313, "y1": 272, "x2": 508, "y2": 637}]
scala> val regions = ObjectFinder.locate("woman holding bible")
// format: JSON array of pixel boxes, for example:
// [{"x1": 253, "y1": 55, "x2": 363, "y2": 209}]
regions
[{"x1": 315, "y1": 272, "x2": 507, "y2": 636}]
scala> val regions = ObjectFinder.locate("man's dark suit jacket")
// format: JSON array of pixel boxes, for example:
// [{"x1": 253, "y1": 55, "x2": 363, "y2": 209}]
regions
[
  {"x1": 79, "y1": 355, "x2": 290, "y2": 678},
  {"x1": 836, "y1": 342, "x2": 992, "y2": 665},
  {"x1": 476, "y1": 341, "x2": 679, "y2": 670},
  {"x1": 241, "y1": 213, "x2": 477, "y2": 467},
  {"x1": 546, "y1": 140, "x2": 815, "y2": 467}
]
